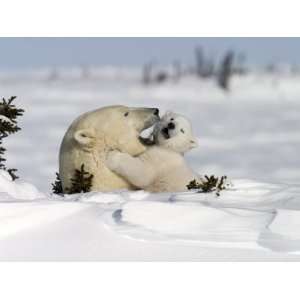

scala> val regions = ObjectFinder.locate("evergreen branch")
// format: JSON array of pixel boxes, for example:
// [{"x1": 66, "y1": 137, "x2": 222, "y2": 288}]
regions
[
  {"x1": 52, "y1": 164, "x2": 94, "y2": 195},
  {"x1": 66, "y1": 164, "x2": 94, "y2": 194},
  {"x1": 52, "y1": 172, "x2": 63, "y2": 195},
  {"x1": 187, "y1": 175, "x2": 231, "y2": 196},
  {"x1": 7, "y1": 169, "x2": 19, "y2": 181},
  {"x1": 0, "y1": 96, "x2": 24, "y2": 123},
  {"x1": 0, "y1": 96, "x2": 24, "y2": 180}
]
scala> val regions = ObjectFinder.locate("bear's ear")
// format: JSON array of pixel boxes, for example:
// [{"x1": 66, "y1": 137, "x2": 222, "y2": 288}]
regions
[
  {"x1": 189, "y1": 138, "x2": 198, "y2": 149},
  {"x1": 74, "y1": 129, "x2": 95, "y2": 146}
]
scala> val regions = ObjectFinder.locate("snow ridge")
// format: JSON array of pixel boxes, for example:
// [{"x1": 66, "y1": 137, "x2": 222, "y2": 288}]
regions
[{"x1": 1, "y1": 171, "x2": 300, "y2": 260}]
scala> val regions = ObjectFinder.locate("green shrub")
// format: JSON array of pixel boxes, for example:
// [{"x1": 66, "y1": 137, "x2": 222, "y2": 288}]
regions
[
  {"x1": 187, "y1": 175, "x2": 230, "y2": 196},
  {"x1": 52, "y1": 164, "x2": 94, "y2": 195},
  {"x1": 0, "y1": 96, "x2": 24, "y2": 180},
  {"x1": 52, "y1": 172, "x2": 63, "y2": 195}
]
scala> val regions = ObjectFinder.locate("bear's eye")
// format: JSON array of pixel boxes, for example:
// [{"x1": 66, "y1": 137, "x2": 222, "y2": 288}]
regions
[
  {"x1": 124, "y1": 112, "x2": 129, "y2": 117},
  {"x1": 180, "y1": 129, "x2": 185, "y2": 134},
  {"x1": 170, "y1": 118, "x2": 174, "y2": 121}
]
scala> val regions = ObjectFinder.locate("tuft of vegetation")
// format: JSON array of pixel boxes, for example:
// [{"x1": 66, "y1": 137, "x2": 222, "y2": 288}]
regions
[
  {"x1": 52, "y1": 172, "x2": 63, "y2": 195},
  {"x1": 187, "y1": 175, "x2": 230, "y2": 196},
  {"x1": 0, "y1": 96, "x2": 24, "y2": 180},
  {"x1": 52, "y1": 164, "x2": 94, "y2": 195},
  {"x1": 66, "y1": 164, "x2": 94, "y2": 194}
]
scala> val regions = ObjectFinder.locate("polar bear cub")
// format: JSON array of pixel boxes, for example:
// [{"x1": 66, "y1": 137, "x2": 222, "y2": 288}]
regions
[{"x1": 106, "y1": 112, "x2": 201, "y2": 192}]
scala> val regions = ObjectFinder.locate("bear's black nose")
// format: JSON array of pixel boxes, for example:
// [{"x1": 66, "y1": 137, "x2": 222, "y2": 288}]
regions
[
  {"x1": 153, "y1": 108, "x2": 159, "y2": 116},
  {"x1": 167, "y1": 122, "x2": 175, "y2": 129}
]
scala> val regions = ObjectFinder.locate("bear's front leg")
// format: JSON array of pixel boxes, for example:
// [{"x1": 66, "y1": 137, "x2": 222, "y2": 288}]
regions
[{"x1": 106, "y1": 150, "x2": 155, "y2": 189}]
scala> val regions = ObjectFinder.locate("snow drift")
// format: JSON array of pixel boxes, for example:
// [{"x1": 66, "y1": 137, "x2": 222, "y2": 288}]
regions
[
  {"x1": 1, "y1": 69, "x2": 300, "y2": 260},
  {"x1": 0, "y1": 170, "x2": 44, "y2": 200},
  {"x1": 1, "y1": 170, "x2": 300, "y2": 260}
]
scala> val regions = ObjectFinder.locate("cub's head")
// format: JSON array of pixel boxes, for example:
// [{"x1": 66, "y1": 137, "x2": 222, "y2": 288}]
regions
[{"x1": 153, "y1": 111, "x2": 198, "y2": 154}]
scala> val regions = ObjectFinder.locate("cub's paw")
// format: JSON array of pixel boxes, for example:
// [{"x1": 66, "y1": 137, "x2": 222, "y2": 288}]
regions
[{"x1": 106, "y1": 150, "x2": 122, "y2": 171}]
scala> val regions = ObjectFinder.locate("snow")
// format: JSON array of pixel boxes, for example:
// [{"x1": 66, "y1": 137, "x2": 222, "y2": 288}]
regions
[
  {"x1": 1, "y1": 172, "x2": 300, "y2": 260},
  {"x1": 0, "y1": 170, "x2": 44, "y2": 200},
  {"x1": 1, "y1": 67, "x2": 300, "y2": 260},
  {"x1": 119, "y1": 200, "x2": 274, "y2": 241}
]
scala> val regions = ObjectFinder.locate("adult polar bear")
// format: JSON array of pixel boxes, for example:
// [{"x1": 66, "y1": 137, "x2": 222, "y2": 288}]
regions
[{"x1": 59, "y1": 105, "x2": 159, "y2": 193}]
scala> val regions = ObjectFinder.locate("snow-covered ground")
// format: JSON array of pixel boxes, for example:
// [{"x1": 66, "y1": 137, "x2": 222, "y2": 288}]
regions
[{"x1": 0, "y1": 67, "x2": 300, "y2": 260}]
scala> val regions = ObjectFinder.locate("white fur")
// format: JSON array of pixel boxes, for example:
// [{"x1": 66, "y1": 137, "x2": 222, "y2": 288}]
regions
[
  {"x1": 106, "y1": 112, "x2": 201, "y2": 192},
  {"x1": 59, "y1": 105, "x2": 159, "y2": 192}
]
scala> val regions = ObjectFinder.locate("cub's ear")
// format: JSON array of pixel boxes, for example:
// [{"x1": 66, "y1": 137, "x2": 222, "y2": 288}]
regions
[
  {"x1": 164, "y1": 110, "x2": 174, "y2": 116},
  {"x1": 189, "y1": 138, "x2": 198, "y2": 149},
  {"x1": 74, "y1": 129, "x2": 95, "y2": 146}
]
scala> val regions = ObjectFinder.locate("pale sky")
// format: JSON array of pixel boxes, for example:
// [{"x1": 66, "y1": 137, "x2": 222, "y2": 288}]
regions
[{"x1": 0, "y1": 38, "x2": 299, "y2": 69}]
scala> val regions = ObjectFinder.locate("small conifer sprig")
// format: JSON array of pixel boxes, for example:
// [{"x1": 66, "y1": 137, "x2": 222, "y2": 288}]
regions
[
  {"x1": 52, "y1": 164, "x2": 94, "y2": 195},
  {"x1": 0, "y1": 96, "x2": 24, "y2": 180},
  {"x1": 7, "y1": 168, "x2": 18, "y2": 181},
  {"x1": 52, "y1": 172, "x2": 63, "y2": 195},
  {"x1": 0, "y1": 96, "x2": 24, "y2": 136},
  {"x1": 66, "y1": 164, "x2": 94, "y2": 194},
  {"x1": 187, "y1": 175, "x2": 230, "y2": 196}
]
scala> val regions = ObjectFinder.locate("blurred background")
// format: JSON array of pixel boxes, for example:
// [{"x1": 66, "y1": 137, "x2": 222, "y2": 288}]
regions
[{"x1": 1, "y1": 37, "x2": 300, "y2": 192}]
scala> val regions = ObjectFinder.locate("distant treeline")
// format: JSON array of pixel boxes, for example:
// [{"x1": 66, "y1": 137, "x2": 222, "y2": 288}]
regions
[
  {"x1": 142, "y1": 46, "x2": 247, "y2": 91},
  {"x1": 42, "y1": 46, "x2": 300, "y2": 91}
]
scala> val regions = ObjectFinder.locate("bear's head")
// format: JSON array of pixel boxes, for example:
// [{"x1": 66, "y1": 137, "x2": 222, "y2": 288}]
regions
[
  {"x1": 153, "y1": 111, "x2": 198, "y2": 154},
  {"x1": 72, "y1": 105, "x2": 160, "y2": 156}
]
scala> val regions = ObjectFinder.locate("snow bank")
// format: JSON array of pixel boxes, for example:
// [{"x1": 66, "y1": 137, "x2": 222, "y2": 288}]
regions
[
  {"x1": 172, "y1": 179, "x2": 295, "y2": 210},
  {"x1": 1, "y1": 176, "x2": 300, "y2": 260},
  {"x1": 78, "y1": 191, "x2": 125, "y2": 204},
  {"x1": 120, "y1": 200, "x2": 274, "y2": 242},
  {"x1": 0, "y1": 201, "x2": 85, "y2": 239},
  {"x1": 0, "y1": 171, "x2": 44, "y2": 201},
  {"x1": 76, "y1": 190, "x2": 151, "y2": 204},
  {"x1": 269, "y1": 209, "x2": 300, "y2": 240}
]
